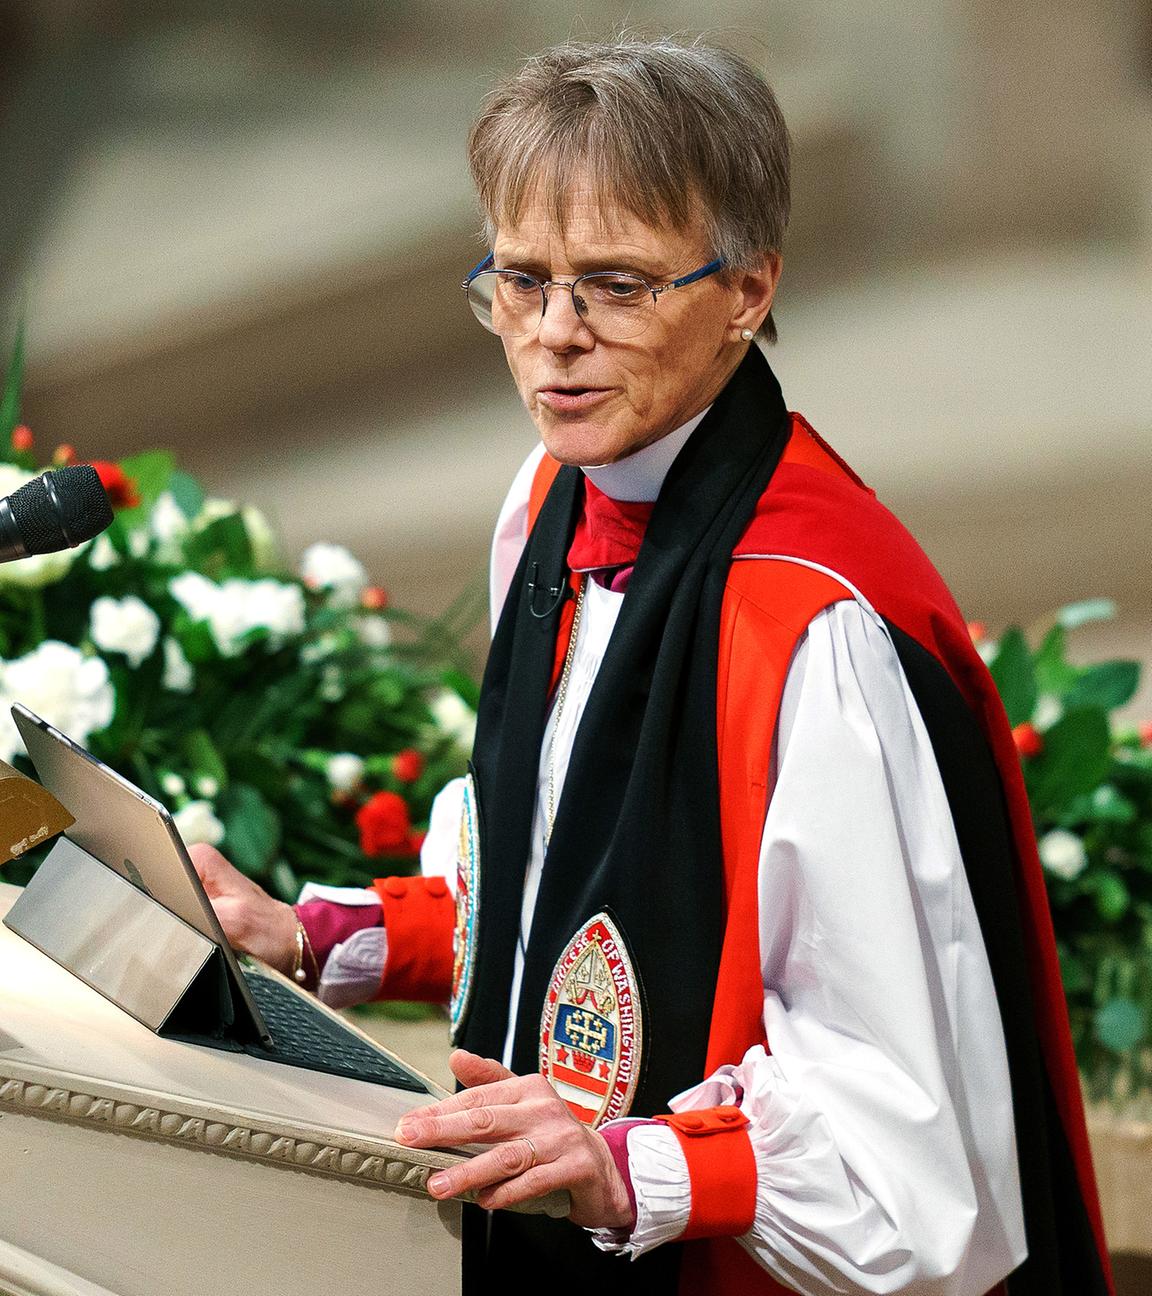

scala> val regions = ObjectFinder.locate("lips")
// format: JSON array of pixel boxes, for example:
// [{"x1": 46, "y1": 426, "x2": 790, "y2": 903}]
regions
[{"x1": 536, "y1": 385, "x2": 614, "y2": 413}]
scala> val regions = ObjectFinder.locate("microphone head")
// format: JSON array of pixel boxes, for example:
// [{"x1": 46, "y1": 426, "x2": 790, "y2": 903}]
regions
[{"x1": 11, "y1": 466, "x2": 115, "y2": 556}]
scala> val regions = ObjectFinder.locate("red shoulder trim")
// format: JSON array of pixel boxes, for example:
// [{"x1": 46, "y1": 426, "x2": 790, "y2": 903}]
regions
[
  {"x1": 526, "y1": 451, "x2": 581, "y2": 699},
  {"x1": 527, "y1": 451, "x2": 563, "y2": 533},
  {"x1": 709, "y1": 556, "x2": 850, "y2": 1073}
]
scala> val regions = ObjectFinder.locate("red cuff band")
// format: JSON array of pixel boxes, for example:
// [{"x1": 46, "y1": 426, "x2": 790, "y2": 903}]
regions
[
  {"x1": 372, "y1": 875, "x2": 455, "y2": 1002},
  {"x1": 655, "y1": 1106, "x2": 757, "y2": 1240}
]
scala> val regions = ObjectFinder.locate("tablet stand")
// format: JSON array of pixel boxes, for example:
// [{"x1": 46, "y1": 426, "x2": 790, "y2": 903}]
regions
[{"x1": 3, "y1": 835, "x2": 234, "y2": 1036}]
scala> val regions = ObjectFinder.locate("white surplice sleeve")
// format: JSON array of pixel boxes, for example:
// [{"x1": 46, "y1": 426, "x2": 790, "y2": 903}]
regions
[{"x1": 599, "y1": 595, "x2": 1027, "y2": 1296}]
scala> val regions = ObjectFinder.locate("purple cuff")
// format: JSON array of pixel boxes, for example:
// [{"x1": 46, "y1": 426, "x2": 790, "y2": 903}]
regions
[
  {"x1": 600, "y1": 1118, "x2": 658, "y2": 1230},
  {"x1": 295, "y1": 898, "x2": 383, "y2": 990}
]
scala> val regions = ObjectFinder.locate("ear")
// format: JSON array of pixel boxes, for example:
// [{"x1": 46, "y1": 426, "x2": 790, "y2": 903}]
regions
[{"x1": 728, "y1": 252, "x2": 782, "y2": 341}]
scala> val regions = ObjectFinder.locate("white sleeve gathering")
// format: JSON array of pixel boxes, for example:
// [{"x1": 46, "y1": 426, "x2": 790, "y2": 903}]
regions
[{"x1": 599, "y1": 597, "x2": 1027, "y2": 1296}]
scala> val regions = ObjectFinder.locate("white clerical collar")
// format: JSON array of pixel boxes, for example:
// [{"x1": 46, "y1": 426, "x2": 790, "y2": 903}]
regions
[{"x1": 581, "y1": 408, "x2": 710, "y2": 503}]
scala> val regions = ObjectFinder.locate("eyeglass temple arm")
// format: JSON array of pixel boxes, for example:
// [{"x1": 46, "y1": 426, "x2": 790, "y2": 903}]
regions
[
  {"x1": 657, "y1": 258, "x2": 727, "y2": 294},
  {"x1": 462, "y1": 252, "x2": 495, "y2": 288}
]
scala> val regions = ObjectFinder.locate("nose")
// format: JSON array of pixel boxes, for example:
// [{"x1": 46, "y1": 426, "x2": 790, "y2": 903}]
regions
[{"x1": 536, "y1": 281, "x2": 595, "y2": 352}]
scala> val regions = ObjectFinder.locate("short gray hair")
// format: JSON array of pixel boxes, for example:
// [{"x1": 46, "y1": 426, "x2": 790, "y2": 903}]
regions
[{"x1": 468, "y1": 36, "x2": 790, "y2": 342}]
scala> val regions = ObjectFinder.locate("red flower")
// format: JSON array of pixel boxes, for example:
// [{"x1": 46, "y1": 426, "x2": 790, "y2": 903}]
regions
[
  {"x1": 53, "y1": 444, "x2": 77, "y2": 466},
  {"x1": 1013, "y1": 723, "x2": 1044, "y2": 759},
  {"x1": 356, "y1": 790, "x2": 412, "y2": 856},
  {"x1": 10, "y1": 425, "x2": 33, "y2": 452},
  {"x1": 88, "y1": 460, "x2": 141, "y2": 509},
  {"x1": 361, "y1": 585, "x2": 389, "y2": 611},
  {"x1": 391, "y1": 748, "x2": 424, "y2": 783},
  {"x1": 1139, "y1": 720, "x2": 1152, "y2": 749}
]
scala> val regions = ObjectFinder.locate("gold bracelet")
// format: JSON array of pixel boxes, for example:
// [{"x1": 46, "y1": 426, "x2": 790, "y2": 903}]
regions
[
  {"x1": 290, "y1": 915, "x2": 320, "y2": 985},
  {"x1": 299, "y1": 918, "x2": 319, "y2": 984}
]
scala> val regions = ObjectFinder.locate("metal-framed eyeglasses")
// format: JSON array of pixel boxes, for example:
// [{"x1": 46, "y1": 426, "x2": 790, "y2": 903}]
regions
[{"x1": 461, "y1": 253, "x2": 727, "y2": 342}]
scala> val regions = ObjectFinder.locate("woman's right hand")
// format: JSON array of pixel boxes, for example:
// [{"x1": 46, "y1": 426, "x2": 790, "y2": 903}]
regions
[{"x1": 189, "y1": 843, "x2": 298, "y2": 976}]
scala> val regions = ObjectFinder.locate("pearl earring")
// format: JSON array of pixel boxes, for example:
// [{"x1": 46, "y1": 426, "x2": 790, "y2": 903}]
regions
[{"x1": 740, "y1": 327, "x2": 755, "y2": 341}]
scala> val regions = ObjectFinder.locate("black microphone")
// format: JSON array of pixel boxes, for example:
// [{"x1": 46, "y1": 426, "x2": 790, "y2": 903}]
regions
[{"x1": 0, "y1": 466, "x2": 115, "y2": 563}]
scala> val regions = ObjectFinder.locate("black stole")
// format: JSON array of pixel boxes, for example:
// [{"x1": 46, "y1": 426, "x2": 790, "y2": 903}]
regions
[{"x1": 458, "y1": 349, "x2": 790, "y2": 1285}]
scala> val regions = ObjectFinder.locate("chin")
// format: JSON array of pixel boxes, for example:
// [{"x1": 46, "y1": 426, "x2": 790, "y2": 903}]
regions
[{"x1": 537, "y1": 420, "x2": 630, "y2": 468}]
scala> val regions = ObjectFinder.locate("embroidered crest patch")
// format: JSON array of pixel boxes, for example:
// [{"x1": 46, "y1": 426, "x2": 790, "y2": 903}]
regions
[
  {"x1": 449, "y1": 772, "x2": 480, "y2": 1041},
  {"x1": 539, "y1": 912, "x2": 642, "y2": 1128}
]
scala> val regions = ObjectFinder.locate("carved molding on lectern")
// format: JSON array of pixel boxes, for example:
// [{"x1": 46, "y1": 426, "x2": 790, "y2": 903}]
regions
[
  {"x1": 0, "y1": 1073, "x2": 437, "y2": 1193},
  {"x1": 0, "y1": 1071, "x2": 568, "y2": 1215},
  {"x1": 0, "y1": 1071, "x2": 567, "y2": 1217}
]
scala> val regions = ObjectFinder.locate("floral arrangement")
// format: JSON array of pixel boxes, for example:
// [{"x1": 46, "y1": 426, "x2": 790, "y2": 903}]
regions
[
  {"x1": 979, "y1": 603, "x2": 1152, "y2": 1103},
  {"x1": 0, "y1": 327, "x2": 480, "y2": 899}
]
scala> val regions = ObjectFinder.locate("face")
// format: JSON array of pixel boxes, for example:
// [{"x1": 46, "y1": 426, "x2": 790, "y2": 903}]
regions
[{"x1": 492, "y1": 187, "x2": 781, "y2": 466}]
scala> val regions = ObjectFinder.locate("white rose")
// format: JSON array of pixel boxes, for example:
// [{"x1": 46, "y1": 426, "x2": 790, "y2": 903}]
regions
[
  {"x1": 326, "y1": 753, "x2": 364, "y2": 792},
  {"x1": 0, "y1": 641, "x2": 115, "y2": 761},
  {"x1": 194, "y1": 497, "x2": 239, "y2": 528},
  {"x1": 1033, "y1": 694, "x2": 1063, "y2": 731},
  {"x1": 242, "y1": 506, "x2": 278, "y2": 570},
  {"x1": 162, "y1": 637, "x2": 194, "y2": 693},
  {"x1": 299, "y1": 542, "x2": 368, "y2": 608},
  {"x1": 161, "y1": 772, "x2": 186, "y2": 797},
  {"x1": 171, "y1": 573, "x2": 304, "y2": 657},
  {"x1": 0, "y1": 466, "x2": 30, "y2": 495},
  {"x1": 150, "y1": 492, "x2": 190, "y2": 544},
  {"x1": 356, "y1": 615, "x2": 392, "y2": 649},
  {"x1": 195, "y1": 775, "x2": 219, "y2": 799},
  {"x1": 429, "y1": 689, "x2": 476, "y2": 749},
  {"x1": 172, "y1": 799, "x2": 225, "y2": 847},
  {"x1": 1039, "y1": 829, "x2": 1088, "y2": 881},
  {"x1": 90, "y1": 595, "x2": 161, "y2": 668},
  {"x1": 88, "y1": 535, "x2": 120, "y2": 571},
  {"x1": 234, "y1": 578, "x2": 305, "y2": 646},
  {"x1": 170, "y1": 572, "x2": 218, "y2": 620}
]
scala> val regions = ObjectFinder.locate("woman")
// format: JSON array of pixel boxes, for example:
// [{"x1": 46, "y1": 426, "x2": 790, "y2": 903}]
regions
[{"x1": 196, "y1": 36, "x2": 1110, "y2": 1296}]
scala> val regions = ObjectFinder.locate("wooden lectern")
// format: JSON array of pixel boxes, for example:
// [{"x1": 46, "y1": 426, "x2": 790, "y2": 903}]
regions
[{"x1": 0, "y1": 883, "x2": 562, "y2": 1296}]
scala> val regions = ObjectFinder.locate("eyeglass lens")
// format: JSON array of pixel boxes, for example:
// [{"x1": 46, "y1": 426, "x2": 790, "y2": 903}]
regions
[{"x1": 466, "y1": 271, "x2": 655, "y2": 341}]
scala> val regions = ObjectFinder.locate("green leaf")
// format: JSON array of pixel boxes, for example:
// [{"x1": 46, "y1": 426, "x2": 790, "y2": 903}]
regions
[
  {"x1": 1058, "y1": 948, "x2": 1093, "y2": 995},
  {"x1": 174, "y1": 617, "x2": 219, "y2": 663},
  {"x1": 1027, "y1": 708, "x2": 1112, "y2": 815},
  {"x1": 1058, "y1": 599, "x2": 1116, "y2": 630},
  {"x1": 168, "y1": 470, "x2": 205, "y2": 520},
  {"x1": 442, "y1": 668, "x2": 481, "y2": 711},
  {"x1": 0, "y1": 319, "x2": 25, "y2": 442},
  {"x1": 1088, "y1": 784, "x2": 1137, "y2": 825},
  {"x1": 1093, "y1": 998, "x2": 1145, "y2": 1052},
  {"x1": 1064, "y1": 661, "x2": 1141, "y2": 712},
  {"x1": 270, "y1": 858, "x2": 300, "y2": 903},
  {"x1": 219, "y1": 782, "x2": 281, "y2": 878},
  {"x1": 182, "y1": 728, "x2": 229, "y2": 788},
  {"x1": 1033, "y1": 625, "x2": 1078, "y2": 698},
  {"x1": 116, "y1": 450, "x2": 174, "y2": 522},
  {"x1": 182, "y1": 513, "x2": 253, "y2": 574},
  {"x1": 1092, "y1": 873, "x2": 1130, "y2": 922},
  {"x1": 988, "y1": 627, "x2": 1037, "y2": 727}
]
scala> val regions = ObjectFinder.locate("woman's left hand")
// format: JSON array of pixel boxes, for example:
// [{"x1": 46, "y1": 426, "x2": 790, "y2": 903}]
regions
[{"x1": 394, "y1": 1049, "x2": 634, "y2": 1229}]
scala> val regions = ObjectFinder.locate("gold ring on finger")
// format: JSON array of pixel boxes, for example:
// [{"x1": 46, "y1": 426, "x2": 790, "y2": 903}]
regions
[{"x1": 520, "y1": 1136, "x2": 538, "y2": 1170}]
